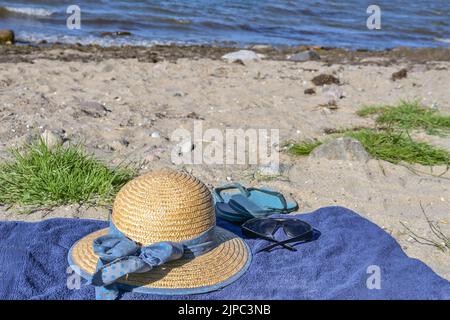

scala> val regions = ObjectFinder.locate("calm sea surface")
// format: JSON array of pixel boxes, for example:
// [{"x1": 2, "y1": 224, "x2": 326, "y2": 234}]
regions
[{"x1": 0, "y1": 0, "x2": 449, "y2": 49}]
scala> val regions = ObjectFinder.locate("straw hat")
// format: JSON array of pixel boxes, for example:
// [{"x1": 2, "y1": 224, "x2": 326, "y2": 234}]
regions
[{"x1": 68, "y1": 169, "x2": 251, "y2": 295}]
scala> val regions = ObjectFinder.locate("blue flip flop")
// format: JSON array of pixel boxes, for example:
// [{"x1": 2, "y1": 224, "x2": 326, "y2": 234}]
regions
[{"x1": 213, "y1": 183, "x2": 299, "y2": 223}]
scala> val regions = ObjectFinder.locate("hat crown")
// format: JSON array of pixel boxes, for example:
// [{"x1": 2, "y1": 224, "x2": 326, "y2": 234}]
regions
[{"x1": 112, "y1": 169, "x2": 215, "y2": 245}]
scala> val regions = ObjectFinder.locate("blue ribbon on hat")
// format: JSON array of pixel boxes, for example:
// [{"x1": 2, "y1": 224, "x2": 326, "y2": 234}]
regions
[{"x1": 92, "y1": 222, "x2": 216, "y2": 300}]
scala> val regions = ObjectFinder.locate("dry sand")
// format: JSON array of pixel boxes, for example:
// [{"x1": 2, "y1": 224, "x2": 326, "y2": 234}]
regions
[{"x1": 0, "y1": 45, "x2": 449, "y2": 280}]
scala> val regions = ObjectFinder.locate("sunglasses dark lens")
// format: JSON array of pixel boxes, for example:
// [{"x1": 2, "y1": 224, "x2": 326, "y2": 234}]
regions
[
  {"x1": 244, "y1": 219, "x2": 278, "y2": 236},
  {"x1": 283, "y1": 220, "x2": 312, "y2": 237}
]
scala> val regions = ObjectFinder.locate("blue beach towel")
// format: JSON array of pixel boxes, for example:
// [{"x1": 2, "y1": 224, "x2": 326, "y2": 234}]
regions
[{"x1": 1, "y1": 206, "x2": 449, "y2": 299}]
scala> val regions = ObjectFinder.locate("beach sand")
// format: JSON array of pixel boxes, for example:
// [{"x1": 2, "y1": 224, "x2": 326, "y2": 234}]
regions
[{"x1": 0, "y1": 44, "x2": 449, "y2": 280}]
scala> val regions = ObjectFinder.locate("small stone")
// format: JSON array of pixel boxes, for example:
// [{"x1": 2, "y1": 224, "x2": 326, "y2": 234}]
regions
[
  {"x1": 222, "y1": 50, "x2": 263, "y2": 63},
  {"x1": 288, "y1": 50, "x2": 321, "y2": 62},
  {"x1": 165, "y1": 88, "x2": 186, "y2": 97},
  {"x1": 406, "y1": 236, "x2": 415, "y2": 243},
  {"x1": 108, "y1": 139, "x2": 129, "y2": 152},
  {"x1": 322, "y1": 84, "x2": 344, "y2": 100},
  {"x1": 257, "y1": 162, "x2": 281, "y2": 176},
  {"x1": 304, "y1": 88, "x2": 316, "y2": 95},
  {"x1": 251, "y1": 44, "x2": 272, "y2": 50},
  {"x1": 176, "y1": 140, "x2": 194, "y2": 155},
  {"x1": 391, "y1": 68, "x2": 407, "y2": 81},
  {"x1": 40, "y1": 130, "x2": 63, "y2": 149},
  {"x1": 108, "y1": 141, "x2": 123, "y2": 152},
  {"x1": 102, "y1": 65, "x2": 114, "y2": 72},
  {"x1": 309, "y1": 137, "x2": 370, "y2": 162},
  {"x1": 150, "y1": 131, "x2": 161, "y2": 138},
  {"x1": 325, "y1": 99, "x2": 338, "y2": 109},
  {"x1": 120, "y1": 138, "x2": 130, "y2": 147},
  {"x1": 78, "y1": 101, "x2": 110, "y2": 118},
  {"x1": 186, "y1": 112, "x2": 204, "y2": 120},
  {"x1": 311, "y1": 74, "x2": 340, "y2": 86},
  {"x1": 0, "y1": 29, "x2": 14, "y2": 45},
  {"x1": 144, "y1": 147, "x2": 166, "y2": 162},
  {"x1": 100, "y1": 31, "x2": 132, "y2": 37},
  {"x1": 321, "y1": 107, "x2": 333, "y2": 115}
]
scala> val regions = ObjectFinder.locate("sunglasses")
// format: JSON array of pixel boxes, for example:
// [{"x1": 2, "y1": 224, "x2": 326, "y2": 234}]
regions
[{"x1": 241, "y1": 218, "x2": 314, "y2": 253}]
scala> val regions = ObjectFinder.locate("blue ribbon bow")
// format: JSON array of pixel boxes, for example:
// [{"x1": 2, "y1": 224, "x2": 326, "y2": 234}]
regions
[{"x1": 92, "y1": 223, "x2": 216, "y2": 300}]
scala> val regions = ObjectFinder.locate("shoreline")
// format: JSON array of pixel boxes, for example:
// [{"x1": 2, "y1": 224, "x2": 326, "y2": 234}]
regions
[{"x1": 1, "y1": 43, "x2": 450, "y2": 65}]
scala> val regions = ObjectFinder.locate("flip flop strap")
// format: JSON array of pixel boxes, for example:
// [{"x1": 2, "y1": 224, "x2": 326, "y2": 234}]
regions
[
  {"x1": 216, "y1": 209, "x2": 254, "y2": 223},
  {"x1": 214, "y1": 184, "x2": 298, "y2": 222},
  {"x1": 213, "y1": 183, "x2": 250, "y2": 202},
  {"x1": 228, "y1": 190, "x2": 297, "y2": 217},
  {"x1": 246, "y1": 187, "x2": 296, "y2": 212}
]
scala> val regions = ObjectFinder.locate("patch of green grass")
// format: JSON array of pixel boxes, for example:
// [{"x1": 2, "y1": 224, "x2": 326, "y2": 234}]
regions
[
  {"x1": 357, "y1": 100, "x2": 450, "y2": 135},
  {"x1": 356, "y1": 104, "x2": 388, "y2": 117},
  {"x1": 285, "y1": 140, "x2": 322, "y2": 156},
  {"x1": 0, "y1": 139, "x2": 137, "y2": 209},
  {"x1": 343, "y1": 129, "x2": 450, "y2": 165},
  {"x1": 248, "y1": 172, "x2": 289, "y2": 183},
  {"x1": 285, "y1": 129, "x2": 450, "y2": 166}
]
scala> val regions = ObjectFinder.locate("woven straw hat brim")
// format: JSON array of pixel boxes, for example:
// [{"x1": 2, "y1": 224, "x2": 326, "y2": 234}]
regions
[{"x1": 68, "y1": 227, "x2": 251, "y2": 295}]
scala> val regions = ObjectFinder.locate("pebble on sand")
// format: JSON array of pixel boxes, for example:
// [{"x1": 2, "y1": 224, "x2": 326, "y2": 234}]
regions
[
  {"x1": 391, "y1": 68, "x2": 408, "y2": 81},
  {"x1": 0, "y1": 29, "x2": 15, "y2": 45},
  {"x1": 222, "y1": 50, "x2": 263, "y2": 63},
  {"x1": 309, "y1": 137, "x2": 370, "y2": 162},
  {"x1": 289, "y1": 50, "x2": 321, "y2": 62},
  {"x1": 304, "y1": 88, "x2": 316, "y2": 95},
  {"x1": 251, "y1": 44, "x2": 272, "y2": 51},
  {"x1": 322, "y1": 84, "x2": 344, "y2": 100},
  {"x1": 78, "y1": 100, "x2": 111, "y2": 118},
  {"x1": 41, "y1": 130, "x2": 63, "y2": 149},
  {"x1": 257, "y1": 162, "x2": 282, "y2": 176},
  {"x1": 176, "y1": 140, "x2": 195, "y2": 155},
  {"x1": 100, "y1": 31, "x2": 132, "y2": 37},
  {"x1": 311, "y1": 74, "x2": 340, "y2": 86}
]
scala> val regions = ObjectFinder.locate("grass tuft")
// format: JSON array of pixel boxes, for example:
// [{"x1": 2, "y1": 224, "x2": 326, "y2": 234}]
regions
[
  {"x1": 0, "y1": 139, "x2": 137, "y2": 209},
  {"x1": 356, "y1": 104, "x2": 387, "y2": 117},
  {"x1": 342, "y1": 129, "x2": 450, "y2": 165},
  {"x1": 283, "y1": 100, "x2": 450, "y2": 165},
  {"x1": 357, "y1": 100, "x2": 450, "y2": 135},
  {"x1": 285, "y1": 129, "x2": 450, "y2": 166},
  {"x1": 285, "y1": 140, "x2": 322, "y2": 156}
]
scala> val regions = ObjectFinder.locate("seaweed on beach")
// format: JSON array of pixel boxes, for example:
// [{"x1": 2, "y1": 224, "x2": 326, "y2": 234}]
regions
[{"x1": 401, "y1": 202, "x2": 450, "y2": 253}]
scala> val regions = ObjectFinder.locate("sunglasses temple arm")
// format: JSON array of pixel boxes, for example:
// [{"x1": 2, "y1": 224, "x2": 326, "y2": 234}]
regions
[
  {"x1": 255, "y1": 234, "x2": 296, "y2": 251},
  {"x1": 257, "y1": 243, "x2": 296, "y2": 253},
  {"x1": 242, "y1": 227, "x2": 296, "y2": 250},
  {"x1": 259, "y1": 232, "x2": 312, "y2": 252}
]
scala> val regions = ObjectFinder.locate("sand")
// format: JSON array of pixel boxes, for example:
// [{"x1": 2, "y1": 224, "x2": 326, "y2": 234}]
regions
[{"x1": 0, "y1": 45, "x2": 449, "y2": 280}]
